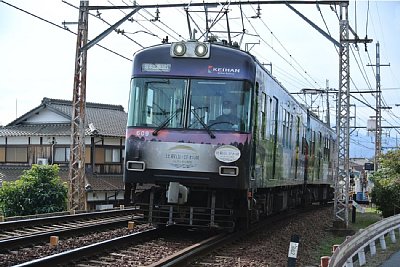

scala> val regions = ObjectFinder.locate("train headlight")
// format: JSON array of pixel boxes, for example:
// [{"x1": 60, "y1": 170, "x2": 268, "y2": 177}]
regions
[
  {"x1": 172, "y1": 42, "x2": 186, "y2": 56},
  {"x1": 194, "y1": 43, "x2": 208, "y2": 57},
  {"x1": 126, "y1": 161, "x2": 146, "y2": 171},
  {"x1": 219, "y1": 166, "x2": 239, "y2": 176},
  {"x1": 170, "y1": 42, "x2": 210, "y2": 58}
]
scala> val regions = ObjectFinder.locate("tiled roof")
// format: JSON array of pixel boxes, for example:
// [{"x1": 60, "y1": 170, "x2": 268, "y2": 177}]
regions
[
  {"x1": 0, "y1": 166, "x2": 124, "y2": 192},
  {"x1": 2, "y1": 98, "x2": 127, "y2": 137},
  {"x1": 0, "y1": 124, "x2": 71, "y2": 136},
  {"x1": 86, "y1": 174, "x2": 125, "y2": 191}
]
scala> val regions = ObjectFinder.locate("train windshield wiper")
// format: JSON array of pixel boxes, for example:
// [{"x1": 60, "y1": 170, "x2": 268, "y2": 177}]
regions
[
  {"x1": 191, "y1": 108, "x2": 215, "y2": 139},
  {"x1": 152, "y1": 108, "x2": 182, "y2": 136}
]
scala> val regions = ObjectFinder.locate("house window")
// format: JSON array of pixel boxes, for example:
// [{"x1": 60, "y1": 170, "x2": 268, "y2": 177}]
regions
[
  {"x1": 0, "y1": 147, "x2": 5, "y2": 162},
  {"x1": 6, "y1": 147, "x2": 28, "y2": 162},
  {"x1": 54, "y1": 147, "x2": 70, "y2": 162},
  {"x1": 105, "y1": 148, "x2": 120, "y2": 163}
]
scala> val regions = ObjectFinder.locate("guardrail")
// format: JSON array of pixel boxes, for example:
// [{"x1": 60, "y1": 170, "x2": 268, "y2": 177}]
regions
[{"x1": 327, "y1": 214, "x2": 400, "y2": 267}]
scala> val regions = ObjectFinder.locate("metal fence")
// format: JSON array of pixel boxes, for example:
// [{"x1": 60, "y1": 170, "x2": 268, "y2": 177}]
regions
[{"x1": 328, "y1": 213, "x2": 400, "y2": 267}]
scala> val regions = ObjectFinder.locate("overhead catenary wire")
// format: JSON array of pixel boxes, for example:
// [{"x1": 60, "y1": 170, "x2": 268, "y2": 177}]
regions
[
  {"x1": 62, "y1": 0, "x2": 147, "y2": 48},
  {"x1": 5, "y1": 0, "x2": 398, "y2": 155},
  {"x1": 130, "y1": 0, "x2": 186, "y2": 41},
  {"x1": 247, "y1": 5, "x2": 323, "y2": 89},
  {"x1": 1, "y1": 0, "x2": 132, "y2": 62}
]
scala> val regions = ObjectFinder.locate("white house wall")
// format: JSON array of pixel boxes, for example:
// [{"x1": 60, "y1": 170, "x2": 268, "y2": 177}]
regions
[
  {"x1": 26, "y1": 109, "x2": 70, "y2": 123},
  {"x1": 7, "y1": 136, "x2": 29, "y2": 145},
  {"x1": 103, "y1": 137, "x2": 121, "y2": 146},
  {"x1": 87, "y1": 191, "x2": 106, "y2": 201},
  {"x1": 87, "y1": 191, "x2": 124, "y2": 201},
  {"x1": 54, "y1": 136, "x2": 71, "y2": 145},
  {"x1": 30, "y1": 136, "x2": 41, "y2": 145},
  {"x1": 1, "y1": 136, "x2": 124, "y2": 146}
]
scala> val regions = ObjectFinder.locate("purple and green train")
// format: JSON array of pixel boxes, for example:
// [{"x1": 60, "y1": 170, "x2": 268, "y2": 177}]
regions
[{"x1": 123, "y1": 40, "x2": 337, "y2": 230}]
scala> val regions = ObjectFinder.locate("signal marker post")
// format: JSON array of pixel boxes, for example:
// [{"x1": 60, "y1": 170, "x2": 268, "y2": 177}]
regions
[{"x1": 288, "y1": 234, "x2": 300, "y2": 267}]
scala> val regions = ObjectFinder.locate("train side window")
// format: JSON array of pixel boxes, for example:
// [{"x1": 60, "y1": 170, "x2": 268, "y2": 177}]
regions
[
  {"x1": 282, "y1": 109, "x2": 287, "y2": 147},
  {"x1": 325, "y1": 136, "x2": 330, "y2": 161},
  {"x1": 289, "y1": 114, "x2": 294, "y2": 149},
  {"x1": 301, "y1": 125, "x2": 306, "y2": 154},
  {"x1": 279, "y1": 107, "x2": 282, "y2": 144},
  {"x1": 295, "y1": 116, "x2": 300, "y2": 152},
  {"x1": 268, "y1": 97, "x2": 273, "y2": 137},
  {"x1": 261, "y1": 92, "x2": 267, "y2": 140},
  {"x1": 288, "y1": 112, "x2": 291, "y2": 148},
  {"x1": 273, "y1": 97, "x2": 279, "y2": 139}
]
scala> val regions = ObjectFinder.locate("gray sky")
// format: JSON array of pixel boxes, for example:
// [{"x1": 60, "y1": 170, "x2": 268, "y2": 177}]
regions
[{"x1": 1, "y1": 0, "x2": 399, "y2": 157}]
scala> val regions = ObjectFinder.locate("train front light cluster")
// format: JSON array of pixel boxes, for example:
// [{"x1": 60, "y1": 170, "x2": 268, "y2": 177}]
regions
[
  {"x1": 126, "y1": 161, "x2": 145, "y2": 171},
  {"x1": 194, "y1": 43, "x2": 208, "y2": 57},
  {"x1": 170, "y1": 42, "x2": 210, "y2": 58},
  {"x1": 173, "y1": 43, "x2": 186, "y2": 56},
  {"x1": 219, "y1": 166, "x2": 239, "y2": 176}
]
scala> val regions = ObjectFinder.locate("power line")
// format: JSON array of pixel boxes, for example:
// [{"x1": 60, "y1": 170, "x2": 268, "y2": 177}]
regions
[
  {"x1": 63, "y1": 0, "x2": 146, "y2": 48},
  {"x1": 1, "y1": 0, "x2": 132, "y2": 61}
]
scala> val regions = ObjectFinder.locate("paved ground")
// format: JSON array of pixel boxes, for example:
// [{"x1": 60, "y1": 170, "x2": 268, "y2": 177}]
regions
[{"x1": 380, "y1": 250, "x2": 400, "y2": 267}]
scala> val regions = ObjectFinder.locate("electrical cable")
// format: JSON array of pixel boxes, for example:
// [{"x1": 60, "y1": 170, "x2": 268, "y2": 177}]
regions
[{"x1": 1, "y1": 0, "x2": 132, "y2": 61}]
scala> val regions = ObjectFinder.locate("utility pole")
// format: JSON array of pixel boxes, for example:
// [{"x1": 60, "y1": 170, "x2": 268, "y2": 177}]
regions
[
  {"x1": 334, "y1": 3, "x2": 350, "y2": 228},
  {"x1": 325, "y1": 80, "x2": 331, "y2": 127},
  {"x1": 69, "y1": 0, "x2": 89, "y2": 211},
  {"x1": 293, "y1": 84, "x2": 333, "y2": 126},
  {"x1": 334, "y1": 2, "x2": 372, "y2": 229},
  {"x1": 68, "y1": 1, "x2": 142, "y2": 211},
  {"x1": 367, "y1": 42, "x2": 390, "y2": 171}
]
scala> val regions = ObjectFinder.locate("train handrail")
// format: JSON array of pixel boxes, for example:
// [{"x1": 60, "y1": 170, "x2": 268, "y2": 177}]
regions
[{"x1": 328, "y1": 213, "x2": 400, "y2": 267}]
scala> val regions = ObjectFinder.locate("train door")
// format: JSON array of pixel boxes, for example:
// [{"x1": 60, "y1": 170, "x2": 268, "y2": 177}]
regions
[
  {"x1": 294, "y1": 116, "x2": 300, "y2": 180},
  {"x1": 317, "y1": 131, "x2": 322, "y2": 180},
  {"x1": 271, "y1": 97, "x2": 279, "y2": 179},
  {"x1": 304, "y1": 110, "x2": 311, "y2": 183}
]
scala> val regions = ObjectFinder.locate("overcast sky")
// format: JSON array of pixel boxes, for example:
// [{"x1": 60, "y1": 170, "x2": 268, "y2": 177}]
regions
[{"x1": 1, "y1": 0, "x2": 399, "y2": 157}]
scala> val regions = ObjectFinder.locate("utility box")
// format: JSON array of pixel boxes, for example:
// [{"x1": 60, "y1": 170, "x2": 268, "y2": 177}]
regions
[{"x1": 364, "y1": 163, "x2": 374, "y2": 171}]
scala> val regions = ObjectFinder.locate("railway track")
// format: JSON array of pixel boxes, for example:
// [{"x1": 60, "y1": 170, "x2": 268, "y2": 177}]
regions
[
  {"x1": 10, "y1": 205, "x2": 331, "y2": 266},
  {"x1": 0, "y1": 207, "x2": 140, "y2": 251},
  {"x1": 14, "y1": 226, "x2": 222, "y2": 267}
]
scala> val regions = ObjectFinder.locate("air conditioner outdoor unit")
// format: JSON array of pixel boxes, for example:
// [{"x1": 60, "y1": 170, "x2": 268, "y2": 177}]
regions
[{"x1": 37, "y1": 158, "x2": 48, "y2": 165}]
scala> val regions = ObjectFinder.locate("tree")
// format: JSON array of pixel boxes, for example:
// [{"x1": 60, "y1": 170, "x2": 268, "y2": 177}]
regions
[
  {"x1": 0, "y1": 164, "x2": 68, "y2": 217},
  {"x1": 370, "y1": 149, "x2": 400, "y2": 217}
]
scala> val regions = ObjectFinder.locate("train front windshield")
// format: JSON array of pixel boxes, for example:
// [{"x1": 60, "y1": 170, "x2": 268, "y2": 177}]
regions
[{"x1": 127, "y1": 78, "x2": 252, "y2": 132}]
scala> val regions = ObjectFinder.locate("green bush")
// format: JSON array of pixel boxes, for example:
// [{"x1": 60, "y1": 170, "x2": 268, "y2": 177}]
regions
[
  {"x1": 370, "y1": 149, "x2": 400, "y2": 217},
  {"x1": 0, "y1": 164, "x2": 68, "y2": 217}
]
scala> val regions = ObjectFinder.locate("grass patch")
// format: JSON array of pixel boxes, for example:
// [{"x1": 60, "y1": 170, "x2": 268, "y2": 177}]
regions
[
  {"x1": 310, "y1": 206, "x2": 383, "y2": 265},
  {"x1": 316, "y1": 235, "x2": 346, "y2": 257},
  {"x1": 350, "y1": 208, "x2": 382, "y2": 230}
]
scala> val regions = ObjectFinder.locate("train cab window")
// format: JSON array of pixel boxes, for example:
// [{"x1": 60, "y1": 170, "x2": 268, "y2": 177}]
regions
[
  {"x1": 128, "y1": 78, "x2": 186, "y2": 128},
  {"x1": 188, "y1": 79, "x2": 251, "y2": 132},
  {"x1": 128, "y1": 78, "x2": 252, "y2": 133}
]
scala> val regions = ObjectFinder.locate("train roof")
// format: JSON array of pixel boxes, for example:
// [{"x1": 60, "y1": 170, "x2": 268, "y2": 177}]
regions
[
  {"x1": 132, "y1": 41, "x2": 335, "y2": 135},
  {"x1": 132, "y1": 41, "x2": 257, "y2": 80}
]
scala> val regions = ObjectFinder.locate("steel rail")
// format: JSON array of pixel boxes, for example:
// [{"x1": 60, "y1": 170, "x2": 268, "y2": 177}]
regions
[
  {"x1": 0, "y1": 207, "x2": 138, "y2": 230},
  {"x1": 0, "y1": 216, "x2": 134, "y2": 251},
  {"x1": 13, "y1": 228, "x2": 164, "y2": 267}
]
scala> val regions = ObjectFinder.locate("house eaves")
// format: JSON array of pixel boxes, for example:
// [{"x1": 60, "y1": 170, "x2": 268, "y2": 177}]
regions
[{"x1": 3, "y1": 98, "x2": 128, "y2": 138}]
